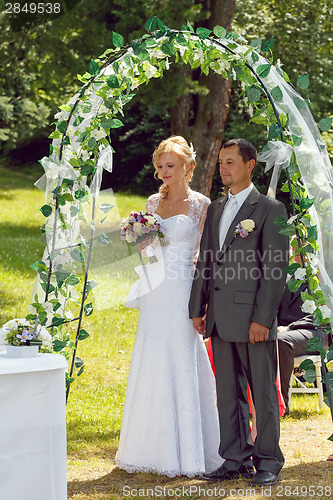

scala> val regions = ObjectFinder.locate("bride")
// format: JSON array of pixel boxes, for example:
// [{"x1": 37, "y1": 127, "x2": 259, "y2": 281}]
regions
[{"x1": 115, "y1": 136, "x2": 223, "y2": 477}]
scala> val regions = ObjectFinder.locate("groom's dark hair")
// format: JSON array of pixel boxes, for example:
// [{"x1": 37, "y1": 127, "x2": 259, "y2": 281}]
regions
[{"x1": 222, "y1": 138, "x2": 257, "y2": 166}]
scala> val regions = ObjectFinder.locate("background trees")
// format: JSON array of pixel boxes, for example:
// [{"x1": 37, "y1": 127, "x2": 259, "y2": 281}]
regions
[{"x1": 0, "y1": 0, "x2": 332, "y2": 197}]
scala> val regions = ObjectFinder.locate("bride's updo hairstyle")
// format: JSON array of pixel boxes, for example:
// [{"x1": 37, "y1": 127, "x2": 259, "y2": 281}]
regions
[{"x1": 152, "y1": 136, "x2": 196, "y2": 198}]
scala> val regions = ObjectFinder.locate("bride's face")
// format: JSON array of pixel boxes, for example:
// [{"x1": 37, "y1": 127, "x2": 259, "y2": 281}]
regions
[{"x1": 156, "y1": 152, "x2": 187, "y2": 186}]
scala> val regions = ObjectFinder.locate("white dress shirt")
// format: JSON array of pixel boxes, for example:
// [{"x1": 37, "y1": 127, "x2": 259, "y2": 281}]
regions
[{"x1": 218, "y1": 183, "x2": 254, "y2": 249}]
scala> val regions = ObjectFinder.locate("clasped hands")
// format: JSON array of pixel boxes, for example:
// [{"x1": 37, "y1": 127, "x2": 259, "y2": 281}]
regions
[{"x1": 192, "y1": 316, "x2": 269, "y2": 343}]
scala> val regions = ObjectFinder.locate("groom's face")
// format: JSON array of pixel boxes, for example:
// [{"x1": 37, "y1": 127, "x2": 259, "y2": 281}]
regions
[{"x1": 219, "y1": 145, "x2": 254, "y2": 194}]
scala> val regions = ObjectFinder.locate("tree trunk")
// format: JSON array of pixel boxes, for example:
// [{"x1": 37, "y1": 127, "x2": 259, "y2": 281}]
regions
[{"x1": 170, "y1": 0, "x2": 236, "y2": 196}]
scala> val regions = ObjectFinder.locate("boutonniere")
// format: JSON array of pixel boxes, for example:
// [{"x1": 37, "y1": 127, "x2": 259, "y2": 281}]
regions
[{"x1": 234, "y1": 219, "x2": 256, "y2": 238}]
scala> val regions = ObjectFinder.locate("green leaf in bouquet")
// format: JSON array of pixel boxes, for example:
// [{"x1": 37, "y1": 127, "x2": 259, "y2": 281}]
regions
[
  {"x1": 196, "y1": 27, "x2": 212, "y2": 39},
  {"x1": 30, "y1": 260, "x2": 49, "y2": 273},
  {"x1": 286, "y1": 263, "x2": 301, "y2": 275},
  {"x1": 78, "y1": 329, "x2": 90, "y2": 340},
  {"x1": 89, "y1": 59, "x2": 100, "y2": 75},
  {"x1": 107, "y1": 75, "x2": 120, "y2": 88},
  {"x1": 74, "y1": 356, "x2": 84, "y2": 368},
  {"x1": 70, "y1": 248, "x2": 85, "y2": 263},
  {"x1": 271, "y1": 86, "x2": 283, "y2": 102},
  {"x1": 55, "y1": 269, "x2": 71, "y2": 287},
  {"x1": 86, "y1": 280, "x2": 98, "y2": 292},
  {"x1": 66, "y1": 274, "x2": 81, "y2": 286},
  {"x1": 300, "y1": 197, "x2": 315, "y2": 210},
  {"x1": 70, "y1": 206, "x2": 80, "y2": 217},
  {"x1": 268, "y1": 123, "x2": 281, "y2": 140},
  {"x1": 307, "y1": 225, "x2": 318, "y2": 240},
  {"x1": 88, "y1": 137, "x2": 97, "y2": 150},
  {"x1": 52, "y1": 317, "x2": 66, "y2": 327},
  {"x1": 97, "y1": 232, "x2": 111, "y2": 244},
  {"x1": 213, "y1": 25, "x2": 226, "y2": 39},
  {"x1": 318, "y1": 117, "x2": 333, "y2": 132},
  {"x1": 84, "y1": 302, "x2": 93, "y2": 316},
  {"x1": 247, "y1": 87, "x2": 261, "y2": 103},
  {"x1": 250, "y1": 38, "x2": 262, "y2": 51},
  {"x1": 74, "y1": 189, "x2": 87, "y2": 200},
  {"x1": 145, "y1": 16, "x2": 158, "y2": 32},
  {"x1": 274, "y1": 216, "x2": 288, "y2": 228},
  {"x1": 263, "y1": 37, "x2": 274, "y2": 52},
  {"x1": 81, "y1": 164, "x2": 95, "y2": 176},
  {"x1": 55, "y1": 120, "x2": 68, "y2": 134},
  {"x1": 297, "y1": 74, "x2": 309, "y2": 89},
  {"x1": 292, "y1": 134, "x2": 302, "y2": 146},
  {"x1": 40, "y1": 204, "x2": 53, "y2": 217},
  {"x1": 112, "y1": 31, "x2": 124, "y2": 48},
  {"x1": 256, "y1": 64, "x2": 271, "y2": 78}
]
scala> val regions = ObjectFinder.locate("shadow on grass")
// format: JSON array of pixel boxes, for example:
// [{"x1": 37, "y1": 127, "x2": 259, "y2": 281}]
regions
[
  {"x1": 0, "y1": 166, "x2": 43, "y2": 191},
  {"x1": 67, "y1": 461, "x2": 333, "y2": 499}
]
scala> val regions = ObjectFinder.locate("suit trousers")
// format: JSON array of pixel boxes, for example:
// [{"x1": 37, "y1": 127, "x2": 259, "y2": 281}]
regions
[{"x1": 211, "y1": 327, "x2": 285, "y2": 474}]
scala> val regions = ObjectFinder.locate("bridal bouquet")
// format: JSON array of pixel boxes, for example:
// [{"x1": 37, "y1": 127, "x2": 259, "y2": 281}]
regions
[
  {"x1": 120, "y1": 211, "x2": 165, "y2": 263},
  {"x1": 0, "y1": 318, "x2": 52, "y2": 347}
]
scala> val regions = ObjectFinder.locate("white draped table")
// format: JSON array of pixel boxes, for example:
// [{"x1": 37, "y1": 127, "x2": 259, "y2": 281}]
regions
[{"x1": 0, "y1": 352, "x2": 68, "y2": 500}]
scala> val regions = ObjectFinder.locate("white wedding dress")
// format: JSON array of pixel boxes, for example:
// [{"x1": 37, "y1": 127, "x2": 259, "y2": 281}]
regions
[{"x1": 115, "y1": 189, "x2": 224, "y2": 477}]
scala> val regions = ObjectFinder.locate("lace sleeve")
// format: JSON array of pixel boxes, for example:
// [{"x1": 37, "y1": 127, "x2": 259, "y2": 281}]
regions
[
  {"x1": 188, "y1": 190, "x2": 211, "y2": 260},
  {"x1": 146, "y1": 193, "x2": 160, "y2": 214}
]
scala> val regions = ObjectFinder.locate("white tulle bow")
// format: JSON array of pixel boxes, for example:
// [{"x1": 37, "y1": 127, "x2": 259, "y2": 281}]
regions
[{"x1": 258, "y1": 140, "x2": 294, "y2": 198}]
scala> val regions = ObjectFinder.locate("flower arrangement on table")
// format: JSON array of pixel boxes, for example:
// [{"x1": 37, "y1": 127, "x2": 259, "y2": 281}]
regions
[
  {"x1": 120, "y1": 211, "x2": 165, "y2": 263},
  {"x1": 0, "y1": 318, "x2": 52, "y2": 347}
]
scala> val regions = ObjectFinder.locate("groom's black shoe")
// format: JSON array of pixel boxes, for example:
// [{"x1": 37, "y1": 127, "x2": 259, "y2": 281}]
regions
[
  {"x1": 201, "y1": 465, "x2": 254, "y2": 482},
  {"x1": 251, "y1": 471, "x2": 280, "y2": 486}
]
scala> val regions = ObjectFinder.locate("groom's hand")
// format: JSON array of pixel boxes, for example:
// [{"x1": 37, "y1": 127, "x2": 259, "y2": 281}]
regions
[
  {"x1": 193, "y1": 317, "x2": 206, "y2": 336},
  {"x1": 249, "y1": 321, "x2": 269, "y2": 344}
]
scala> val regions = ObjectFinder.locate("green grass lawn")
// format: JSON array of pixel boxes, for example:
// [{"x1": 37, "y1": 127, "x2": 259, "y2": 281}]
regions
[
  {"x1": 0, "y1": 164, "x2": 146, "y2": 466},
  {"x1": 1, "y1": 165, "x2": 332, "y2": 500}
]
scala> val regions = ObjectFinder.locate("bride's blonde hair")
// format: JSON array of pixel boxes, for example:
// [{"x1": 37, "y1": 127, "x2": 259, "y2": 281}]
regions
[{"x1": 152, "y1": 136, "x2": 196, "y2": 198}]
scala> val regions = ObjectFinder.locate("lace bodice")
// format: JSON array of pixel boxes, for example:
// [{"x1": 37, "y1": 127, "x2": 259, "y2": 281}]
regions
[{"x1": 146, "y1": 189, "x2": 210, "y2": 259}]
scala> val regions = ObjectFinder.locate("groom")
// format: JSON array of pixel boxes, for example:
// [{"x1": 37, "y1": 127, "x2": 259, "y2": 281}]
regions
[{"x1": 189, "y1": 139, "x2": 289, "y2": 486}]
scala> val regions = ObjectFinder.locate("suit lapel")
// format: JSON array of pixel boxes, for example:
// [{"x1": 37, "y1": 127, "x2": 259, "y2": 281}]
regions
[
  {"x1": 219, "y1": 187, "x2": 260, "y2": 258},
  {"x1": 213, "y1": 196, "x2": 227, "y2": 252}
]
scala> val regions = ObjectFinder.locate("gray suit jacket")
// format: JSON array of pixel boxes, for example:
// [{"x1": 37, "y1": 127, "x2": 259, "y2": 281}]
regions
[{"x1": 189, "y1": 187, "x2": 289, "y2": 342}]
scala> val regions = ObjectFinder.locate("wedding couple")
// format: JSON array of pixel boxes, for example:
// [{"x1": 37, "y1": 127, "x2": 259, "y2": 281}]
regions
[{"x1": 115, "y1": 136, "x2": 289, "y2": 486}]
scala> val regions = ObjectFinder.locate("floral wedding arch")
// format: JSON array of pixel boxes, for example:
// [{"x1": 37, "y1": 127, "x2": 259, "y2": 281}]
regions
[{"x1": 29, "y1": 18, "x2": 333, "y2": 414}]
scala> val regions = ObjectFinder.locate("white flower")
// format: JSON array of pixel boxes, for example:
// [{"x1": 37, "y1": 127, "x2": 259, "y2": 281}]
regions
[
  {"x1": 240, "y1": 219, "x2": 255, "y2": 232},
  {"x1": 99, "y1": 104, "x2": 109, "y2": 114},
  {"x1": 80, "y1": 150, "x2": 91, "y2": 161},
  {"x1": 131, "y1": 80, "x2": 140, "y2": 90},
  {"x1": 65, "y1": 310, "x2": 75, "y2": 320},
  {"x1": 126, "y1": 232, "x2": 137, "y2": 243},
  {"x1": 144, "y1": 62, "x2": 158, "y2": 79},
  {"x1": 145, "y1": 215, "x2": 156, "y2": 225},
  {"x1": 42, "y1": 301, "x2": 54, "y2": 313},
  {"x1": 319, "y1": 304, "x2": 331, "y2": 320},
  {"x1": 37, "y1": 326, "x2": 53, "y2": 346},
  {"x1": 301, "y1": 300, "x2": 316, "y2": 314},
  {"x1": 90, "y1": 129, "x2": 107, "y2": 141},
  {"x1": 0, "y1": 327, "x2": 8, "y2": 344},
  {"x1": 133, "y1": 222, "x2": 145, "y2": 236},
  {"x1": 294, "y1": 267, "x2": 306, "y2": 280}
]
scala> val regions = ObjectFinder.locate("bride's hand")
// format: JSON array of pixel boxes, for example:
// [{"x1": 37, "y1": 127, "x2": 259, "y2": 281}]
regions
[
  {"x1": 192, "y1": 317, "x2": 206, "y2": 336},
  {"x1": 137, "y1": 237, "x2": 152, "y2": 253}
]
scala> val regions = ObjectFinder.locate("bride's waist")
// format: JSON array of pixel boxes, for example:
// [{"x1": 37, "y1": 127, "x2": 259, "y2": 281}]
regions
[{"x1": 161, "y1": 244, "x2": 195, "y2": 264}]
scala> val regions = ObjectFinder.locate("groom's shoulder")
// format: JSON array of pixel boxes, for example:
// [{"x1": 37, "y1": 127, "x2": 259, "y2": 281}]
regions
[
  {"x1": 210, "y1": 195, "x2": 226, "y2": 208},
  {"x1": 257, "y1": 192, "x2": 286, "y2": 210}
]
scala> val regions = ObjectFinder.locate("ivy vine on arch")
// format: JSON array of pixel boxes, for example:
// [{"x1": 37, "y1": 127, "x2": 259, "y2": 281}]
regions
[{"x1": 29, "y1": 18, "x2": 333, "y2": 419}]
